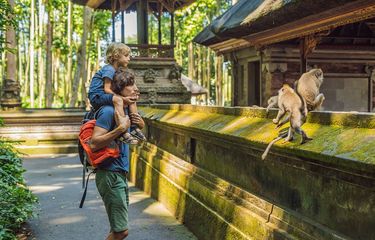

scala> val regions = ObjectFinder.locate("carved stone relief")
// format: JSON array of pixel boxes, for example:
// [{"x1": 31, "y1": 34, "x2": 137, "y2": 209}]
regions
[
  {"x1": 147, "y1": 89, "x2": 157, "y2": 104},
  {"x1": 143, "y1": 68, "x2": 157, "y2": 83},
  {"x1": 168, "y1": 63, "x2": 183, "y2": 82}
]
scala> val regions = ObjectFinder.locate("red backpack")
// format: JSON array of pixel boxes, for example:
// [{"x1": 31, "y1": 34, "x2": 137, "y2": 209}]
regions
[
  {"x1": 78, "y1": 119, "x2": 120, "y2": 167},
  {"x1": 78, "y1": 108, "x2": 120, "y2": 208}
]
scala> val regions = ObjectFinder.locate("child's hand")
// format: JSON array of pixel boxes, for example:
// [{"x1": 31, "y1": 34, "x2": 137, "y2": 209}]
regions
[
  {"x1": 122, "y1": 96, "x2": 136, "y2": 105},
  {"x1": 130, "y1": 113, "x2": 145, "y2": 129}
]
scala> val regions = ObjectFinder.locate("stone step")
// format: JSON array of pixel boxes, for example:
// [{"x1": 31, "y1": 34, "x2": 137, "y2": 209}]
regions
[
  {"x1": 16, "y1": 143, "x2": 78, "y2": 155},
  {"x1": 1, "y1": 109, "x2": 85, "y2": 155}
]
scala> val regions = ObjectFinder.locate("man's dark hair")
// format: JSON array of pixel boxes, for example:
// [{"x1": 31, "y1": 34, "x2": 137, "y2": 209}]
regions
[{"x1": 111, "y1": 69, "x2": 135, "y2": 94}]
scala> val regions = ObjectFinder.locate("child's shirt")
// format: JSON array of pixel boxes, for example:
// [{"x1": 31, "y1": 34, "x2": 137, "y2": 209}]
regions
[{"x1": 88, "y1": 64, "x2": 116, "y2": 103}]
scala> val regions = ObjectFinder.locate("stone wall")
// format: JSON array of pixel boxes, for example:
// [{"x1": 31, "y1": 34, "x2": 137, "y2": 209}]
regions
[{"x1": 130, "y1": 104, "x2": 375, "y2": 240}]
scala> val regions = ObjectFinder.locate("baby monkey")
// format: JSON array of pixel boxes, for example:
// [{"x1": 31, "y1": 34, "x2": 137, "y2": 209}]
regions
[{"x1": 262, "y1": 84, "x2": 312, "y2": 160}]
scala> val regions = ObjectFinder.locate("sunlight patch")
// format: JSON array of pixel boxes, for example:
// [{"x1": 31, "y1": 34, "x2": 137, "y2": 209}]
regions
[
  {"x1": 30, "y1": 185, "x2": 63, "y2": 194},
  {"x1": 50, "y1": 215, "x2": 86, "y2": 225}
]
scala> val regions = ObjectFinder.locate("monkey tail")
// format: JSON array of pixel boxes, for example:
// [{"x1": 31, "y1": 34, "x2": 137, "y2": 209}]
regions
[{"x1": 261, "y1": 136, "x2": 283, "y2": 160}]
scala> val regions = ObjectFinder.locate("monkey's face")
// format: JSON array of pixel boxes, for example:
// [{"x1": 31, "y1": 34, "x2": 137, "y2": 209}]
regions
[{"x1": 312, "y1": 69, "x2": 324, "y2": 85}]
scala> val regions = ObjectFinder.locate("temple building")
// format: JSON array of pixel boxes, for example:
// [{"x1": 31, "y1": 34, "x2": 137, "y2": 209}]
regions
[
  {"x1": 194, "y1": 0, "x2": 375, "y2": 112},
  {"x1": 71, "y1": 0, "x2": 197, "y2": 104}
]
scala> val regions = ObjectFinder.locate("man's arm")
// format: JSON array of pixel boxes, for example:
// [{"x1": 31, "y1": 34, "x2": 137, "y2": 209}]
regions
[{"x1": 90, "y1": 111, "x2": 130, "y2": 151}]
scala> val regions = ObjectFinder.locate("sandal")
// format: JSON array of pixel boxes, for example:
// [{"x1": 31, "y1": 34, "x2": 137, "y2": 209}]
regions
[
  {"x1": 130, "y1": 128, "x2": 147, "y2": 141},
  {"x1": 118, "y1": 132, "x2": 139, "y2": 145}
]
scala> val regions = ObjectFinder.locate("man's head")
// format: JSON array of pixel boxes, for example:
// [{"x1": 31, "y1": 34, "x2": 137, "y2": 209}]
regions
[
  {"x1": 105, "y1": 42, "x2": 131, "y2": 68},
  {"x1": 111, "y1": 69, "x2": 138, "y2": 98}
]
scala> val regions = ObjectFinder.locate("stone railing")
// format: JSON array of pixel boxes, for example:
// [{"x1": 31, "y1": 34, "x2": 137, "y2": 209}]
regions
[
  {"x1": 130, "y1": 104, "x2": 375, "y2": 240},
  {"x1": 127, "y1": 44, "x2": 174, "y2": 59}
]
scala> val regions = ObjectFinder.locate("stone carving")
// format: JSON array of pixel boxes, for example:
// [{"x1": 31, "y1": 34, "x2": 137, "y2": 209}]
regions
[
  {"x1": 1, "y1": 78, "x2": 21, "y2": 108},
  {"x1": 144, "y1": 68, "x2": 157, "y2": 83},
  {"x1": 168, "y1": 63, "x2": 183, "y2": 82},
  {"x1": 148, "y1": 89, "x2": 157, "y2": 104}
]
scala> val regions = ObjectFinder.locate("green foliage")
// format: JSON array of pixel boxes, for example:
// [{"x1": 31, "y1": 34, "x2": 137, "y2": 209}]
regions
[
  {"x1": 0, "y1": 123, "x2": 37, "y2": 240},
  {"x1": 0, "y1": 0, "x2": 17, "y2": 54},
  {"x1": 175, "y1": 0, "x2": 231, "y2": 72}
]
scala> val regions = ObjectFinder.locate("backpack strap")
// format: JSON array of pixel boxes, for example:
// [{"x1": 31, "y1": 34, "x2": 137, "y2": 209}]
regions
[
  {"x1": 79, "y1": 169, "x2": 97, "y2": 208},
  {"x1": 93, "y1": 106, "x2": 104, "y2": 120}
]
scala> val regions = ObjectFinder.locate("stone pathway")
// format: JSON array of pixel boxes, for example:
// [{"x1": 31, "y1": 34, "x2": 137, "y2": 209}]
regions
[{"x1": 23, "y1": 154, "x2": 197, "y2": 240}]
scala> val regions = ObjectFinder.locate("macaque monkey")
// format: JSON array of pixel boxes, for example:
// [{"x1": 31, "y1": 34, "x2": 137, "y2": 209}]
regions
[
  {"x1": 262, "y1": 84, "x2": 312, "y2": 160},
  {"x1": 266, "y1": 68, "x2": 325, "y2": 113},
  {"x1": 296, "y1": 68, "x2": 325, "y2": 111},
  {"x1": 266, "y1": 95, "x2": 278, "y2": 113}
]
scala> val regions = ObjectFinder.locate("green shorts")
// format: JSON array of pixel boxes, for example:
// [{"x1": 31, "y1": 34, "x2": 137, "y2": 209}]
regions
[{"x1": 95, "y1": 169, "x2": 129, "y2": 233}]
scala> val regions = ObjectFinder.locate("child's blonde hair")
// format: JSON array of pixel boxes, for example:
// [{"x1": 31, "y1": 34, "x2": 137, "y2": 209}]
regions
[{"x1": 105, "y1": 42, "x2": 131, "y2": 65}]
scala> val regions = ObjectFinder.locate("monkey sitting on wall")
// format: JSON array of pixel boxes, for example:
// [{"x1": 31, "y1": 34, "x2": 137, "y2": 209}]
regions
[
  {"x1": 262, "y1": 84, "x2": 312, "y2": 160},
  {"x1": 266, "y1": 68, "x2": 325, "y2": 113},
  {"x1": 296, "y1": 68, "x2": 325, "y2": 111}
]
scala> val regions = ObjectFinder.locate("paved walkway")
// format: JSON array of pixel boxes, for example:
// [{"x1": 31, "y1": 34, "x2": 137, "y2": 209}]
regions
[{"x1": 23, "y1": 154, "x2": 197, "y2": 240}]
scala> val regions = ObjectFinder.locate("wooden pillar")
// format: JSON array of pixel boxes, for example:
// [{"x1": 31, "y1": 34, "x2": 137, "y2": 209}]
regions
[
  {"x1": 112, "y1": 15, "x2": 115, "y2": 42},
  {"x1": 299, "y1": 37, "x2": 307, "y2": 74},
  {"x1": 137, "y1": 0, "x2": 148, "y2": 44},
  {"x1": 369, "y1": 69, "x2": 374, "y2": 112},
  {"x1": 121, "y1": 11, "x2": 125, "y2": 43},
  {"x1": 158, "y1": 3, "x2": 162, "y2": 45}
]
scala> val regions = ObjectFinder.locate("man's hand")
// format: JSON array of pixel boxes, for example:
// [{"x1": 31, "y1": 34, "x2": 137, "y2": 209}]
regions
[
  {"x1": 122, "y1": 96, "x2": 136, "y2": 106},
  {"x1": 115, "y1": 110, "x2": 131, "y2": 132},
  {"x1": 130, "y1": 113, "x2": 145, "y2": 129}
]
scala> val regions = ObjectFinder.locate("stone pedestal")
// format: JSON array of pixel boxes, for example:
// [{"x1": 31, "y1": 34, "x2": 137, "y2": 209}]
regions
[{"x1": 1, "y1": 78, "x2": 21, "y2": 109}]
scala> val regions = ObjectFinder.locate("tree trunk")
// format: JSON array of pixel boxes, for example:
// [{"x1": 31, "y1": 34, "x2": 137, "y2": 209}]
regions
[
  {"x1": 81, "y1": 10, "x2": 94, "y2": 107},
  {"x1": 96, "y1": 35, "x2": 100, "y2": 71},
  {"x1": 45, "y1": 4, "x2": 53, "y2": 108},
  {"x1": 38, "y1": 0, "x2": 44, "y2": 107},
  {"x1": 29, "y1": 0, "x2": 35, "y2": 107},
  {"x1": 197, "y1": 46, "x2": 201, "y2": 86},
  {"x1": 216, "y1": 55, "x2": 223, "y2": 106},
  {"x1": 70, "y1": 6, "x2": 92, "y2": 107},
  {"x1": 18, "y1": 39, "x2": 23, "y2": 96},
  {"x1": 188, "y1": 42, "x2": 194, "y2": 79},
  {"x1": 207, "y1": 48, "x2": 211, "y2": 103},
  {"x1": 65, "y1": 0, "x2": 72, "y2": 105}
]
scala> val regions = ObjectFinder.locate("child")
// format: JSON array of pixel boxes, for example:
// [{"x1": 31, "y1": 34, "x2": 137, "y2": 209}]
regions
[{"x1": 88, "y1": 42, "x2": 146, "y2": 144}]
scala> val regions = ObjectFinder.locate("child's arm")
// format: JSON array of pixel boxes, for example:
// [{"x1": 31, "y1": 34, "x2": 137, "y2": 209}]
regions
[{"x1": 104, "y1": 77, "x2": 116, "y2": 95}]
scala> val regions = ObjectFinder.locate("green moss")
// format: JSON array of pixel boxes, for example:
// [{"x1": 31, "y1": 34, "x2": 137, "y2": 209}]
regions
[{"x1": 139, "y1": 106, "x2": 375, "y2": 166}]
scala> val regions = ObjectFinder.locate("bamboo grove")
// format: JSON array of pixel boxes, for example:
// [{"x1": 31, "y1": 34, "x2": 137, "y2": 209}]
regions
[{"x1": 1, "y1": 0, "x2": 233, "y2": 108}]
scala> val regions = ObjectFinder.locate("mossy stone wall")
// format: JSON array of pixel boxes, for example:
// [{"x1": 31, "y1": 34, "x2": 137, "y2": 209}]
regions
[{"x1": 130, "y1": 104, "x2": 375, "y2": 240}]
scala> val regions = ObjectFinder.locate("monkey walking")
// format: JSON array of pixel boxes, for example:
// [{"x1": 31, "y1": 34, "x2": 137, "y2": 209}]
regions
[
  {"x1": 262, "y1": 84, "x2": 312, "y2": 160},
  {"x1": 261, "y1": 129, "x2": 288, "y2": 160}
]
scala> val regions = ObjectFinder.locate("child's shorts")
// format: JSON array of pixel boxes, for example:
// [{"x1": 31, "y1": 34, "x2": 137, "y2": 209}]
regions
[{"x1": 90, "y1": 93, "x2": 113, "y2": 110}]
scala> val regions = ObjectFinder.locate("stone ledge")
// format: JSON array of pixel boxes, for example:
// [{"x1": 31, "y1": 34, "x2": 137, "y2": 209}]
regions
[
  {"x1": 144, "y1": 104, "x2": 375, "y2": 128},
  {"x1": 139, "y1": 105, "x2": 375, "y2": 171}
]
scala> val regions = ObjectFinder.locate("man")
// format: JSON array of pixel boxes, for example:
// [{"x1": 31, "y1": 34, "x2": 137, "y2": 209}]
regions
[{"x1": 90, "y1": 70, "x2": 144, "y2": 240}]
